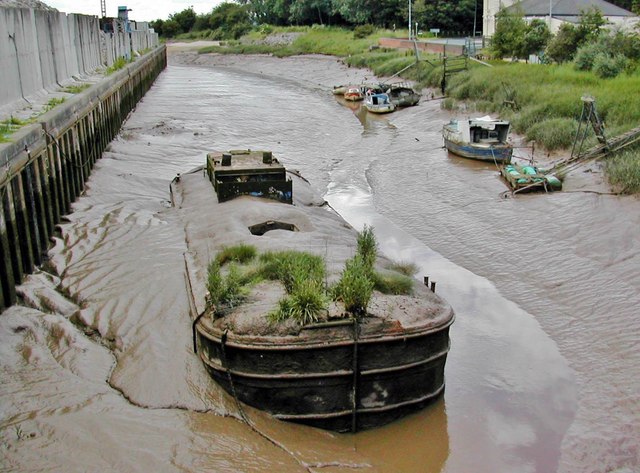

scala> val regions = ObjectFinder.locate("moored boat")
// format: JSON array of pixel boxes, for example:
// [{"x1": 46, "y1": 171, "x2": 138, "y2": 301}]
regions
[
  {"x1": 385, "y1": 83, "x2": 421, "y2": 108},
  {"x1": 364, "y1": 92, "x2": 395, "y2": 114},
  {"x1": 174, "y1": 149, "x2": 455, "y2": 433},
  {"x1": 344, "y1": 86, "x2": 365, "y2": 101},
  {"x1": 442, "y1": 116, "x2": 513, "y2": 163},
  {"x1": 500, "y1": 163, "x2": 562, "y2": 192}
]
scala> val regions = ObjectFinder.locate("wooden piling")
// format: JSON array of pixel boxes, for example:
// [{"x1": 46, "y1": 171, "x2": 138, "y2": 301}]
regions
[
  {"x1": 0, "y1": 194, "x2": 17, "y2": 306},
  {"x1": 0, "y1": 45, "x2": 167, "y2": 310}
]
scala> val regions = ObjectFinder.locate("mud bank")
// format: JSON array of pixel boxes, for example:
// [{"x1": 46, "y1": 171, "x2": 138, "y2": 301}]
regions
[{"x1": 0, "y1": 45, "x2": 637, "y2": 473}]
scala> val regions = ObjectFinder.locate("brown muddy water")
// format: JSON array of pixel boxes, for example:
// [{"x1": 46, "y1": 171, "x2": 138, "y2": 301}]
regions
[{"x1": 1, "y1": 49, "x2": 638, "y2": 473}]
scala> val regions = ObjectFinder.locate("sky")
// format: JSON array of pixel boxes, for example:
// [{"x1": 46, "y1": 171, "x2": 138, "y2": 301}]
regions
[{"x1": 44, "y1": 0, "x2": 225, "y2": 22}]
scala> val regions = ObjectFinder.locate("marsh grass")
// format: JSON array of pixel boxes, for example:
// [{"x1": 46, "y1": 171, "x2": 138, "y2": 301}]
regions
[
  {"x1": 605, "y1": 145, "x2": 640, "y2": 194},
  {"x1": 444, "y1": 63, "x2": 640, "y2": 157}
]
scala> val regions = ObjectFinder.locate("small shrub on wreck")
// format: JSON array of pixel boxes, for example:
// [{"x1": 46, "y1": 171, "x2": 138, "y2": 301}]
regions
[
  {"x1": 357, "y1": 224, "x2": 378, "y2": 270},
  {"x1": 270, "y1": 279, "x2": 328, "y2": 325},
  {"x1": 206, "y1": 260, "x2": 249, "y2": 313},
  {"x1": 266, "y1": 251, "x2": 328, "y2": 324},
  {"x1": 373, "y1": 272, "x2": 414, "y2": 295},
  {"x1": 333, "y1": 255, "x2": 375, "y2": 317},
  {"x1": 259, "y1": 250, "x2": 325, "y2": 292},
  {"x1": 386, "y1": 260, "x2": 418, "y2": 276}
]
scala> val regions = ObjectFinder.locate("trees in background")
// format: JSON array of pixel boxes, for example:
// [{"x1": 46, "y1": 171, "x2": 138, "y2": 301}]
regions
[
  {"x1": 491, "y1": 6, "x2": 639, "y2": 78},
  {"x1": 151, "y1": 0, "x2": 479, "y2": 37}
]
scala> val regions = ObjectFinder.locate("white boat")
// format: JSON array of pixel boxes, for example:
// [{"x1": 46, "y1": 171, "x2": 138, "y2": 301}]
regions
[
  {"x1": 364, "y1": 93, "x2": 395, "y2": 114},
  {"x1": 442, "y1": 116, "x2": 512, "y2": 163},
  {"x1": 344, "y1": 86, "x2": 364, "y2": 101}
]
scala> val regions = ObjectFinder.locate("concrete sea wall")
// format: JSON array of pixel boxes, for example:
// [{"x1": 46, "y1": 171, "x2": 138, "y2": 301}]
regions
[
  {"x1": 0, "y1": 6, "x2": 159, "y2": 110},
  {"x1": 0, "y1": 45, "x2": 167, "y2": 309}
]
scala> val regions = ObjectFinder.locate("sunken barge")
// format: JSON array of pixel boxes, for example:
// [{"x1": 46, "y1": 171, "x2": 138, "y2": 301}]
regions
[{"x1": 174, "y1": 149, "x2": 454, "y2": 433}]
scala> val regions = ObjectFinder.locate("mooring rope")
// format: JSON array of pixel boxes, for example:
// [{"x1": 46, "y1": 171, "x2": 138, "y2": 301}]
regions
[{"x1": 44, "y1": 130, "x2": 94, "y2": 169}]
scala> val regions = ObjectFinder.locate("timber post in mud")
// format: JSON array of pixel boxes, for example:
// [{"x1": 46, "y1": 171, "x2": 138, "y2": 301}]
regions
[{"x1": 0, "y1": 46, "x2": 167, "y2": 310}]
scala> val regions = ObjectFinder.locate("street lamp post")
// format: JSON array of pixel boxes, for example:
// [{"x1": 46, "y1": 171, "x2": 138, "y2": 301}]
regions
[{"x1": 408, "y1": 0, "x2": 412, "y2": 39}]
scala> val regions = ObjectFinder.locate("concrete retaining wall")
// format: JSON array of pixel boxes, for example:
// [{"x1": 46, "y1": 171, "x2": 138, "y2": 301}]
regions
[
  {"x1": 378, "y1": 37, "x2": 465, "y2": 56},
  {"x1": 0, "y1": 45, "x2": 167, "y2": 309},
  {"x1": 0, "y1": 6, "x2": 159, "y2": 109}
]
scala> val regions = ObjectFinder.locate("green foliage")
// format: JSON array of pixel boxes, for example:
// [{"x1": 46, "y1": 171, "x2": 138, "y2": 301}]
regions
[
  {"x1": 576, "y1": 7, "x2": 607, "y2": 43},
  {"x1": 605, "y1": 145, "x2": 640, "y2": 194},
  {"x1": 490, "y1": 8, "x2": 527, "y2": 59},
  {"x1": 269, "y1": 279, "x2": 328, "y2": 325},
  {"x1": 169, "y1": 7, "x2": 197, "y2": 34},
  {"x1": 356, "y1": 224, "x2": 377, "y2": 270},
  {"x1": 545, "y1": 23, "x2": 580, "y2": 63},
  {"x1": 259, "y1": 250, "x2": 325, "y2": 293},
  {"x1": 333, "y1": 255, "x2": 375, "y2": 316},
  {"x1": 216, "y1": 244, "x2": 257, "y2": 266},
  {"x1": 43, "y1": 97, "x2": 65, "y2": 112},
  {"x1": 106, "y1": 57, "x2": 130, "y2": 74},
  {"x1": 593, "y1": 53, "x2": 629, "y2": 78},
  {"x1": 354, "y1": 24, "x2": 375, "y2": 39},
  {"x1": 62, "y1": 83, "x2": 91, "y2": 94},
  {"x1": 442, "y1": 60, "x2": 640, "y2": 159},
  {"x1": 522, "y1": 19, "x2": 552, "y2": 57},
  {"x1": 373, "y1": 271, "x2": 413, "y2": 295},
  {"x1": 1, "y1": 115, "x2": 28, "y2": 140},
  {"x1": 574, "y1": 42, "x2": 606, "y2": 71},
  {"x1": 386, "y1": 260, "x2": 418, "y2": 276},
  {"x1": 525, "y1": 117, "x2": 578, "y2": 151},
  {"x1": 206, "y1": 260, "x2": 250, "y2": 312},
  {"x1": 208, "y1": 2, "x2": 252, "y2": 39}
]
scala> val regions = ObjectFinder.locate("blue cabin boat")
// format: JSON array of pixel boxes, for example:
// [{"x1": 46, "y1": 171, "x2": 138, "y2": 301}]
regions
[{"x1": 442, "y1": 116, "x2": 513, "y2": 164}]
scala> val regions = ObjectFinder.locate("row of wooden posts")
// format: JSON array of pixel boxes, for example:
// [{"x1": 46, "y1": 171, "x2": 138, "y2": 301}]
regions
[{"x1": 0, "y1": 46, "x2": 167, "y2": 310}]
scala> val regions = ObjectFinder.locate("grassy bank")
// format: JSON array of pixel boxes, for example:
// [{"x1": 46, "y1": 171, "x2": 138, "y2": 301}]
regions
[{"x1": 196, "y1": 26, "x2": 640, "y2": 193}]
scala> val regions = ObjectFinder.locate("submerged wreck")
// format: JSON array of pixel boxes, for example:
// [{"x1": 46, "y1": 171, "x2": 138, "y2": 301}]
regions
[{"x1": 173, "y1": 149, "x2": 454, "y2": 433}]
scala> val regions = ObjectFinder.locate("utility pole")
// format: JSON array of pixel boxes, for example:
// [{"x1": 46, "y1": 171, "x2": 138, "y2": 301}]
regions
[
  {"x1": 100, "y1": 0, "x2": 107, "y2": 17},
  {"x1": 408, "y1": 0, "x2": 412, "y2": 39}
]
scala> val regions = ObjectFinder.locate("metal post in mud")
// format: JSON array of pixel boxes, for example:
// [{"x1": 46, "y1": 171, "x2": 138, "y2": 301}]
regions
[{"x1": 431, "y1": 281, "x2": 437, "y2": 292}]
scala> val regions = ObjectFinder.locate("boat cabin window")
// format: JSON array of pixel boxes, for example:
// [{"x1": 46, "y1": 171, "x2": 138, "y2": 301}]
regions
[{"x1": 472, "y1": 129, "x2": 500, "y2": 143}]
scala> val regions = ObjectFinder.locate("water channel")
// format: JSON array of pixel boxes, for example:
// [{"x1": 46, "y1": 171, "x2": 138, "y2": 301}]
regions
[{"x1": 1, "y1": 50, "x2": 638, "y2": 472}]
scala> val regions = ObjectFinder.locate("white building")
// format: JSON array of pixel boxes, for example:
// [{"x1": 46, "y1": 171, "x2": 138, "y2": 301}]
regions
[{"x1": 483, "y1": 0, "x2": 638, "y2": 36}]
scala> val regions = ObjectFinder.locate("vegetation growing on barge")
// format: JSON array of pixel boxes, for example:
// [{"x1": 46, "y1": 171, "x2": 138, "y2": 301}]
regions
[{"x1": 206, "y1": 226, "x2": 415, "y2": 324}]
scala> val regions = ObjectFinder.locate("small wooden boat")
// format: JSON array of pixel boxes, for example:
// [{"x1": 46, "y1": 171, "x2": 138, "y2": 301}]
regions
[
  {"x1": 344, "y1": 86, "x2": 365, "y2": 102},
  {"x1": 501, "y1": 163, "x2": 562, "y2": 192},
  {"x1": 364, "y1": 93, "x2": 395, "y2": 114},
  {"x1": 175, "y1": 150, "x2": 455, "y2": 433},
  {"x1": 442, "y1": 116, "x2": 513, "y2": 163},
  {"x1": 385, "y1": 83, "x2": 421, "y2": 108}
]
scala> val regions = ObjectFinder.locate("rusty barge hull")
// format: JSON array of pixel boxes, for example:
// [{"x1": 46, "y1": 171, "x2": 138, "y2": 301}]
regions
[{"x1": 195, "y1": 317, "x2": 453, "y2": 432}]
